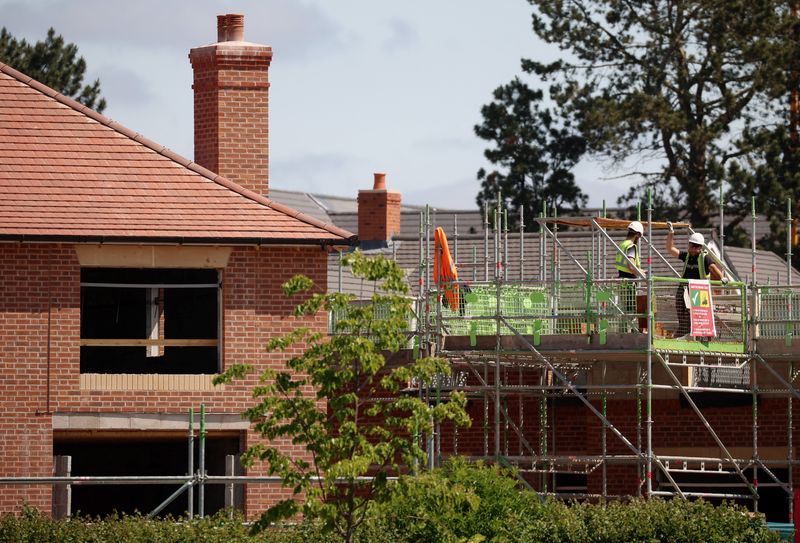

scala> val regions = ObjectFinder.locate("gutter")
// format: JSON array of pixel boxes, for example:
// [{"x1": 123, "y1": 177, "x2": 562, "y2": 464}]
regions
[{"x1": 0, "y1": 234, "x2": 358, "y2": 248}]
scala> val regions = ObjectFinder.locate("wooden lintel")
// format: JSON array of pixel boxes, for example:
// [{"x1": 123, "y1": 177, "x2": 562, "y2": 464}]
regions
[{"x1": 74, "y1": 245, "x2": 232, "y2": 268}]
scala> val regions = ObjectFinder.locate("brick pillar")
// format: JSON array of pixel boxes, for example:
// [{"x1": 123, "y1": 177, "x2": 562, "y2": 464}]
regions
[
  {"x1": 357, "y1": 173, "x2": 401, "y2": 241},
  {"x1": 189, "y1": 14, "x2": 272, "y2": 196}
]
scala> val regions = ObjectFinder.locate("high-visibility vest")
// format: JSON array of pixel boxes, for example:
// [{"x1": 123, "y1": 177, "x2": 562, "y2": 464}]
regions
[
  {"x1": 682, "y1": 251, "x2": 708, "y2": 279},
  {"x1": 614, "y1": 239, "x2": 640, "y2": 274}
]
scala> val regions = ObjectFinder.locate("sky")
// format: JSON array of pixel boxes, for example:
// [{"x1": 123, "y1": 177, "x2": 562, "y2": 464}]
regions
[{"x1": 0, "y1": 0, "x2": 632, "y2": 210}]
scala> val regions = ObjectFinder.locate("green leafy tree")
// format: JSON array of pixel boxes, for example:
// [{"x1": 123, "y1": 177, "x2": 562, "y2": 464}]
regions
[
  {"x1": 214, "y1": 252, "x2": 469, "y2": 543},
  {"x1": 475, "y1": 77, "x2": 587, "y2": 231},
  {"x1": 520, "y1": 0, "x2": 794, "y2": 227},
  {"x1": 724, "y1": 123, "x2": 800, "y2": 265},
  {"x1": 0, "y1": 27, "x2": 106, "y2": 113}
]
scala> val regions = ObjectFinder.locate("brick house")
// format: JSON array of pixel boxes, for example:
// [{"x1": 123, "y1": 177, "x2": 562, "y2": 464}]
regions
[
  {"x1": 3, "y1": 10, "x2": 800, "y2": 524},
  {"x1": 0, "y1": 14, "x2": 355, "y2": 516}
]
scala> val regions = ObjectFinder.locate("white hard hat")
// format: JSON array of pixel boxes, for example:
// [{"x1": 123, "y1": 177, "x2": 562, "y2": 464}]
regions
[
  {"x1": 688, "y1": 232, "x2": 705, "y2": 245},
  {"x1": 628, "y1": 221, "x2": 644, "y2": 234}
]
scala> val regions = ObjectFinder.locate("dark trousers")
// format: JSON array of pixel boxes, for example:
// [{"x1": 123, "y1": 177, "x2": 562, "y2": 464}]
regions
[{"x1": 618, "y1": 272, "x2": 637, "y2": 316}]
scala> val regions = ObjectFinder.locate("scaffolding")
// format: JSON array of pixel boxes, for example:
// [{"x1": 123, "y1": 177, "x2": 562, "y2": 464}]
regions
[
  {"x1": 4, "y1": 196, "x2": 800, "y2": 520},
  {"x1": 412, "y1": 194, "x2": 800, "y2": 520}
]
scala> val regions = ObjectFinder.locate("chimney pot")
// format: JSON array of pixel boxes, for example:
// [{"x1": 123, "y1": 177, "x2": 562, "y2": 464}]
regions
[
  {"x1": 217, "y1": 15, "x2": 227, "y2": 42},
  {"x1": 373, "y1": 172, "x2": 387, "y2": 190},
  {"x1": 217, "y1": 14, "x2": 245, "y2": 42},
  {"x1": 227, "y1": 14, "x2": 245, "y2": 41}
]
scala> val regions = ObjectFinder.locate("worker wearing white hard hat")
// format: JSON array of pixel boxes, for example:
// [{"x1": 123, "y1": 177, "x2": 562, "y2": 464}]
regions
[
  {"x1": 614, "y1": 221, "x2": 645, "y2": 321},
  {"x1": 688, "y1": 232, "x2": 704, "y2": 245},
  {"x1": 628, "y1": 221, "x2": 644, "y2": 235},
  {"x1": 614, "y1": 221, "x2": 644, "y2": 279},
  {"x1": 666, "y1": 223, "x2": 725, "y2": 338}
]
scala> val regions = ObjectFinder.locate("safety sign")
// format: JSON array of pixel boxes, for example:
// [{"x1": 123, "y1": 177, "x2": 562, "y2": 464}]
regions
[{"x1": 688, "y1": 279, "x2": 716, "y2": 337}]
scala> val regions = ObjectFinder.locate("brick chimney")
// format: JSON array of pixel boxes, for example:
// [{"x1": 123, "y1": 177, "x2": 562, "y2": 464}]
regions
[
  {"x1": 189, "y1": 14, "x2": 272, "y2": 196},
  {"x1": 357, "y1": 173, "x2": 401, "y2": 242}
]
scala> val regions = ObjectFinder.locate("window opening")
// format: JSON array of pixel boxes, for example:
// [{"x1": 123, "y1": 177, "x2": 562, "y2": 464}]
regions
[
  {"x1": 80, "y1": 269, "x2": 220, "y2": 374},
  {"x1": 54, "y1": 434, "x2": 241, "y2": 517},
  {"x1": 554, "y1": 472, "x2": 588, "y2": 495}
]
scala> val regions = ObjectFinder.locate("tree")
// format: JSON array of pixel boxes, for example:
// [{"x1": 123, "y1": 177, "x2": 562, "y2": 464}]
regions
[
  {"x1": 214, "y1": 252, "x2": 469, "y2": 543},
  {"x1": 475, "y1": 77, "x2": 587, "y2": 231},
  {"x1": 0, "y1": 27, "x2": 106, "y2": 113},
  {"x1": 520, "y1": 0, "x2": 794, "y2": 227},
  {"x1": 724, "y1": 123, "x2": 800, "y2": 265}
]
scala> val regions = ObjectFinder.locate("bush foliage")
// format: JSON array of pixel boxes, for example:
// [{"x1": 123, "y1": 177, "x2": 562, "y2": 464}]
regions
[
  {"x1": 0, "y1": 461, "x2": 781, "y2": 542},
  {"x1": 369, "y1": 459, "x2": 779, "y2": 543}
]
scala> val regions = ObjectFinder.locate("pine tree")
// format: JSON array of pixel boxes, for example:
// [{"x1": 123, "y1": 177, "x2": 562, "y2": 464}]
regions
[
  {"x1": 0, "y1": 27, "x2": 106, "y2": 113},
  {"x1": 475, "y1": 77, "x2": 587, "y2": 230}
]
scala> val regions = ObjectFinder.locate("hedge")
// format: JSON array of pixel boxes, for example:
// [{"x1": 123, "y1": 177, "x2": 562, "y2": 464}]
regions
[
  {"x1": 0, "y1": 461, "x2": 782, "y2": 543},
  {"x1": 367, "y1": 459, "x2": 779, "y2": 543}
]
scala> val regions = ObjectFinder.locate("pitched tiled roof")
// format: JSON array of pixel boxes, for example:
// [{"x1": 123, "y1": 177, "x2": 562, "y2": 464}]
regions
[
  {"x1": 0, "y1": 62, "x2": 356, "y2": 245},
  {"x1": 328, "y1": 226, "x2": 800, "y2": 299}
]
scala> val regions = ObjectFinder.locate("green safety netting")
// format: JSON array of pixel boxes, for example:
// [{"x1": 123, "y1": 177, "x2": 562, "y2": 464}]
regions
[{"x1": 429, "y1": 283, "x2": 639, "y2": 338}]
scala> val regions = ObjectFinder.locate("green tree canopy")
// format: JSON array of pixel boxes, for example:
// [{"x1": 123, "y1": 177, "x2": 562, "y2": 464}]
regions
[
  {"x1": 475, "y1": 77, "x2": 587, "y2": 230},
  {"x1": 0, "y1": 27, "x2": 106, "y2": 113},
  {"x1": 488, "y1": 0, "x2": 800, "y2": 236},
  {"x1": 214, "y1": 252, "x2": 469, "y2": 543},
  {"x1": 527, "y1": 0, "x2": 795, "y2": 227}
]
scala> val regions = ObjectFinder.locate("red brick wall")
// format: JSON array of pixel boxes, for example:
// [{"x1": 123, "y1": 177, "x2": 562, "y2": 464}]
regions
[
  {"x1": 436, "y1": 366, "x2": 798, "y2": 497},
  {"x1": 0, "y1": 243, "x2": 326, "y2": 514},
  {"x1": 0, "y1": 244, "x2": 75, "y2": 512},
  {"x1": 357, "y1": 190, "x2": 401, "y2": 241},
  {"x1": 189, "y1": 43, "x2": 272, "y2": 197}
]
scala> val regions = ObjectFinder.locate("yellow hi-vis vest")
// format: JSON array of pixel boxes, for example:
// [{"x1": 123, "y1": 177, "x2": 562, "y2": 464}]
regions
[
  {"x1": 682, "y1": 251, "x2": 708, "y2": 279},
  {"x1": 615, "y1": 239, "x2": 640, "y2": 274}
]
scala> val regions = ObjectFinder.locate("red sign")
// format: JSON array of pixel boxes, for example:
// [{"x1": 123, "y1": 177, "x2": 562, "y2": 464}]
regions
[{"x1": 688, "y1": 279, "x2": 716, "y2": 337}]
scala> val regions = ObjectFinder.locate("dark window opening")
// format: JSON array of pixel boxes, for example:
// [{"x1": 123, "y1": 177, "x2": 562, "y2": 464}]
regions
[
  {"x1": 80, "y1": 268, "x2": 220, "y2": 374},
  {"x1": 681, "y1": 392, "x2": 754, "y2": 409},
  {"x1": 54, "y1": 434, "x2": 241, "y2": 518},
  {"x1": 554, "y1": 472, "x2": 588, "y2": 494}
]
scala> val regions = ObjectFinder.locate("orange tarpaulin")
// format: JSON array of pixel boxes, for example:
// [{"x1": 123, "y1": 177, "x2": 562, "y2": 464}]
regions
[{"x1": 434, "y1": 227, "x2": 459, "y2": 311}]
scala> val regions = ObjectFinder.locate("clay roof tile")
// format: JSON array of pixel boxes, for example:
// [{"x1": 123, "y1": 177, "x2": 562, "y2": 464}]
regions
[{"x1": 0, "y1": 61, "x2": 356, "y2": 246}]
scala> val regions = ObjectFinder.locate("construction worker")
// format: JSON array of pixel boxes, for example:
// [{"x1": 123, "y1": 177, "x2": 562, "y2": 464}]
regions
[
  {"x1": 666, "y1": 224, "x2": 725, "y2": 338},
  {"x1": 614, "y1": 221, "x2": 644, "y2": 317}
]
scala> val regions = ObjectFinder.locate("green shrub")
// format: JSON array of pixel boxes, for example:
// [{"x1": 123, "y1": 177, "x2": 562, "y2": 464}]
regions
[
  {"x1": 502, "y1": 498, "x2": 586, "y2": 543},
  {"x1": 0, "y1": 486, "x2": 782, "y2": 543},
  {"x1": 507, "y1": 497, "x2": 779, "y2": 543},
  {"x1": 364, "y1": 460, "x2": 779, "y2": 543},
  {"x1": 368, "y1": 458, "x2": 531, "y2": 542},
  {"x1": 0, "y1": 507, "x2": 265, "y2": 543}
]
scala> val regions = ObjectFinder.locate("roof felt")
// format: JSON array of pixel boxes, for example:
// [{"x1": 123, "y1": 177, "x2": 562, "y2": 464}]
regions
[{"x1": 0, "y1": 62, "x2": 356, "y2": 245}]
